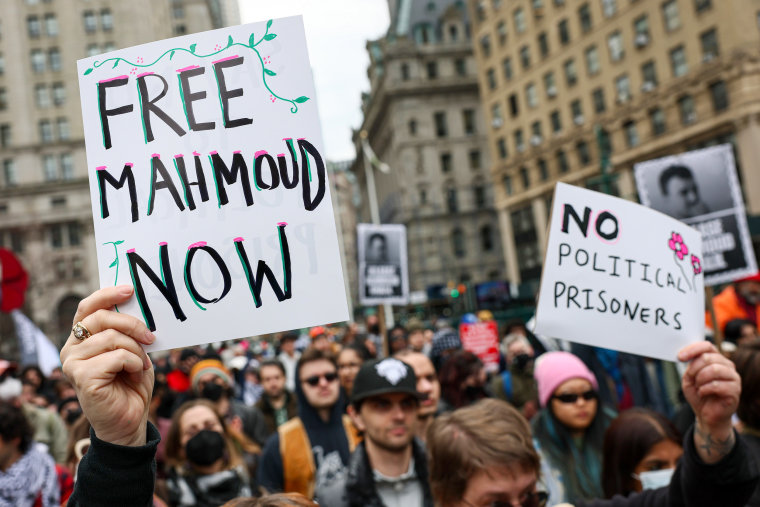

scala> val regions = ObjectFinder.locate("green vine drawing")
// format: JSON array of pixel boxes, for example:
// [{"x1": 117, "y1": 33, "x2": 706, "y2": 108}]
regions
[
  {"x1": 82, "y1": 20, "x2": 310, "y2": 113},
  {"x1": 103, "y1": 240, "x2": 125, "y2": 312}
]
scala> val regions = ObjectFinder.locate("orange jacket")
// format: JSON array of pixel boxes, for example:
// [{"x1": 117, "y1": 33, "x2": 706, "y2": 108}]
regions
[{"x1": 706, "y1": 285, "x2": 760, "y2": 333}]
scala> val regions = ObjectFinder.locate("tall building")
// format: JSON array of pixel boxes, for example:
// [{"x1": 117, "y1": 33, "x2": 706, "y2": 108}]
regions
[
  {"x1": 351, "y1": 0, "x2": 505, "y2": 312},
  {"x1": 469, "y1": 0, "x2": 760, "y2": 290},
  {"x1": 0, "y1": 0, "x2": 231, "y2": 353}
]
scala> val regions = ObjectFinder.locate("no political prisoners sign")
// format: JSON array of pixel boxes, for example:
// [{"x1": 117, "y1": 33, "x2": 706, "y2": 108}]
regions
[
  {"x1": 534, "y1": 183, "x2": 704, "y2": 361},
  {"x1": 77, "y1": 17, "x2": 349, "y2": 352}
]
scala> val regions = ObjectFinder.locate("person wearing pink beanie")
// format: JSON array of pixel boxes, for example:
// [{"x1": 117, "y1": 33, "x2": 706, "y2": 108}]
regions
[{"x1": 532, "y1": 351, "x2": 616, "y2": 505}]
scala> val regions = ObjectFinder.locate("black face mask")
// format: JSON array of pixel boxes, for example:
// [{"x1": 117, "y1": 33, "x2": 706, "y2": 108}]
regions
[
  {"x1": 65, "y1": 409, "x2": 82, "y2": 425},
  {"x1": 201, "y1": 382, "x2": 225, "y2": 402},
  {"x1": 513, "y1": 353, "x2": 533, "y2": 372},
  {"x1": 185, "y1": 430, "x2": 225, "y2": 467}
]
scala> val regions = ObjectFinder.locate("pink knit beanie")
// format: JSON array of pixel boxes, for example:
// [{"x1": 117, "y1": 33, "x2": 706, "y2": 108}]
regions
[{"x1": 534, "y1": 351, "x2": 598, "y2": 407}]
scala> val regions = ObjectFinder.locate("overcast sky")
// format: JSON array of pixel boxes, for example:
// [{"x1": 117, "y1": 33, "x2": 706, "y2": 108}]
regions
[{"x1": 239, "y1": 1, "x2": 391, "y2": 162}]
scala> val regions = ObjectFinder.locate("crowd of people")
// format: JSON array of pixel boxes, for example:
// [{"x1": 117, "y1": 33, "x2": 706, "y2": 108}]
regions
[{"x1": 1, "y1": 279, "x2": 760, "y2": 506}]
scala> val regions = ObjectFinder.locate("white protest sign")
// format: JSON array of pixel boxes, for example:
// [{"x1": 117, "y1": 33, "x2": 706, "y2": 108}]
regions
[
  {"x1": 534, "y1": 183, "x2": 704, "y2": 361},
  {"x1": 77, "y1": 17, "x2": 349, "y2": 352}
]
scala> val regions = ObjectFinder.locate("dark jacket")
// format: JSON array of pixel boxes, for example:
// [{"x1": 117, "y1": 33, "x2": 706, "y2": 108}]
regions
[
  {"x1": 344, "y1": 439, "x2": 433, "y2": 507},
  {"x1": 256, "y1": 389, "x2": 298, "y2": 438},
  {"x1": 739, "y1": 428, "x2": 760, "y2": 506}
]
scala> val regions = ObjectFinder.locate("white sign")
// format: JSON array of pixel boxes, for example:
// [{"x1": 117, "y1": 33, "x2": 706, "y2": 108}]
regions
[
  {"x1": 357, "y1": 224, "x2": 409, "y2": 306},
  {"x1": 634, "y1": 144, "x2": 757, "y2": 285},
  {"x1": 534, "y1": 183, "x2": 704, "y2": 361},
  {"x1": 78, "y1": 17, "x2": 349, "y2": 352}
]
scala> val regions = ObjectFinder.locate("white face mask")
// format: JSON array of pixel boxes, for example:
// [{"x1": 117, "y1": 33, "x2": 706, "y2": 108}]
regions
[{"x1": 633, "y1": 468, "x2": 675, "y2": 490}]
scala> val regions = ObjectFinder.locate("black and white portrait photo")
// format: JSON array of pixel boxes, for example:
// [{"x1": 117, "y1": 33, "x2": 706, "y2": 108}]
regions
[{"x1": 357, "y1": 224, "x2": 409, "y2": 305}]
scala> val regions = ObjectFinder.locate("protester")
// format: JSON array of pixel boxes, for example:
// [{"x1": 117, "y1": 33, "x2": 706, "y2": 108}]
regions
[
  {"x1": 336, "y1": 344, "x2": 369, "y2": 399},
  {"x1": 256, "y1": 359, "x2": 298, "y2": 438},
  {"x1": 406, "y1": 318, "x2": 429, "y2": 355},
  {"x1": 167, "y1": 349, "x2": 200, "y2": 393},
  {"x1": 387, "y1": 325, "x2": 408, "y2": 355},
  {"x1": 241, "y1": 361, "x2": 264, "y2": 406},
  {"x1": 722, "y1": 318, "x2": 759, "y2": 353},
  {"x1": 532, "y1": 351, "x2": 616, "y2": 504},
  {"x1": 220, "y1": 493, "x2": 317, "y2": 506},
  {"x1": 731, "y1": 341, "x2": 760, "y2": 505},
  {"x1": 491, "y1": 332, "x2": 539, "y2": 421},
  {"x1": 601, "y1": 408, "x2": 683, "y2": 498},
  {"x1": 397, "y1": 350, "x2": 441, "y2": 442},
  {"x1": 429, "y1": 326, "x2": 460, "y2": 370},
  {"x1": 438, "y1": 350, "x2": 488, "y2": 412},
  {"x1": 0, "y1": 400, "x2": 59, "y2": 507},
  {"x1": 708, "y1": 273, "x2": 760, "y2": 333},
  {"x1": 277, "y1": 333, "x2": 301, "y2": 393},
  {"x1": 163, "y1": 399, "x2": 252, "y2": 506},
  {"x1": 57, "y1": 396, "x2": 83, "y2": 429},
  {"x1": 342, "y1": 357, "x2": 433, "y2": 507},
  {"x1": 257, "y1": 348, "x2": 360, "y2": 502}
]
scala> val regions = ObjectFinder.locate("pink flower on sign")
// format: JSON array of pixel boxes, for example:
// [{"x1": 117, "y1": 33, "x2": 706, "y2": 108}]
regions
[
  {"x1": 691, "y1": 254, "x2": 702, "y2": 275},
  {"x1": 668, "y1": 233, "x2": 689, "y2": 260}
]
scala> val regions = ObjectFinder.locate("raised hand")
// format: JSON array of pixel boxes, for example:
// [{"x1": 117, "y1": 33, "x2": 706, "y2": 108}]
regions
[{"x1": 60, "y1": 286, "x2": 155, "y2": 446}]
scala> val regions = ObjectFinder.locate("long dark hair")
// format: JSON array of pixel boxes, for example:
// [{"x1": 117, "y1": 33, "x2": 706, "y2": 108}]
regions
[
  {"x1": 531, "y1": 394, "x2": 614, "y2": 502},
  {"x1": 601, "y1": 408, "x2": 681, "y2": 498},
  {"x1": 438, "y1": 350, "x2": 485, "y2": 410}
]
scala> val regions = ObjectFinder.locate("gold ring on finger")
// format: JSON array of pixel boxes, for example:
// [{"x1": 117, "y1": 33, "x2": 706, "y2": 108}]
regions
[{"x1": 72, "y1": 321, "x2": 92, "y2": 341}]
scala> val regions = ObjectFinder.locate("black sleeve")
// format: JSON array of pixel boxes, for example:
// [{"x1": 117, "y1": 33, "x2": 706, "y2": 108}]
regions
[
  {"x1": 578, "y1": 426, "x2": 759, "y2": 507},
  {"x1": 257, "y1": 432, "x2": 284, "y2": 493},
  {"x1": 67, "y1": 422, "x2": 159, "y2": 507}
]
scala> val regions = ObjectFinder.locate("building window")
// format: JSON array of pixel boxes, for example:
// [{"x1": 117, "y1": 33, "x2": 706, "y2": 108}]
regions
[
  {"x1": 558, "y1": 18, "x2": 570, "y2": 45},
  {"x1": 83, "y1": 11, "x2": 97, "y2": 33},
  {"x1": 44, "y1": 14, "x2": 58, "y2": 37},
  {"x1": 519, "y1": 167, "x2": 530, "y2": 189},
  {"x1": 514, "y1": 8, "x2": 526, "y2": 33},
  {"x1": 469, "y1": 150, "x2": 482, "y2": 169},
  {"x1": 700, "y1": 29, "x2": 719, "y2": 60},
  {"x1": 72, "y1": 257, "x2": 83, "y2": 279},
  {"x1": 53, "y1": 82, "x2": 65, "y2": 105},
  {"x1": 520, "y1": 45, "x2": 531, "y2": 69},
  {"x1": 174, "y1": 25, "x2": 187, "y2": 36},
  {"x1": 509, "y1": 93, "x2": 519, "y2": 117},
  {"x1": 440, "y1": 152, "x2": 452, "y2": 173},
  {"x1": 576, "y1": 140, "x2": 591, "y2": 166},
  {"x1": 710, "y1": 80, "x2": 729, "y2": 112},
  {"x1": 497, "y1": 21, "x2": 508, "y2": 45},
  {"x1": 474, "y1": 185, "x2": 486, "y2": 209},
  {"x1": 650, "y1": 107, "x2": 666, "y2": 135},
  {"x1": 526, "y1": 83, "x2": 538, "y2": 108},
  {"x1": 57, "y1": 117, "x2": 69, "y2": 140},
  {"x1": 452, "y1": 228, "x2": 465, "y2": 257},
  {"x1": 544, "y1": 72, "x2": 557, "y2": 98},
  {"x1": 538, "y1": 32, "x2": 549, "y2": 58},
  {"x1": 0, "y1": 88, "x2": 6, "y2": 111},
  {"x1": 557, "y1": 149, "x2": 569, "y2": 173},
  {"x1": 515, "y1": 129, "x2": 525, "y2": 152},
  {"x1": 68, "y1": 222, "x2": 81, "y2": 246},
  {"x1": 419, "y1": 189, "x2": 427, "y2": 205},
  {"x1": 641, "y1": 60, "x2": 658, "y2": 90},
  {"x1": 500, "y1": 59, "x2": 513, "y2": 83},
  {"x1": 414, "y1": 23, "x2": 435, "y2": 44},
  {"x1": 564, "y1": 58, "x2": 577, "y2": 86},
  {"x1": 481, "y1": 225, "x2": 494, "y2": 251},
  {"x1": 662, "y1": 0, "x2": 681, "y2": 31},
  {"x1": 61, "y1": 153, "x2": 74, "y2": 179},
  {"x1": 531, "y1": 121, "x2": 543, "y2": 145},
  {"x1": 678, "y1": 95, "x2": 696, "y2": 124},
  {"x1": 447, "y1": 188, "x2": 458, "y2": 213},
  {"x1": 670, "y1": 45, "x2": 688, "y2": 77},
  {"x1": 585, "y1": 45, "x2": 600, "y2": 75},
  {"x1": 480, "y1": 35, "x2": 491, "y2": 58},
  {"x1": 550, "y1": 109, "x2": 562, "y2": 132},
  {"x1": 487, "y1": 68, "x2": 497, "y2": 90},
  {"x1": 27, "y1": 16, "x2": 41, "y2": 38},
  {"x1": 455, "y1": 58, "x2": 467, "y2": 76},
  {"x1": 634, "y1": 15, "x2": 650, "y2": 47},
  {"x1": 538, "y1": 158, "x2": 549, "y2": 181},
  {"x1": 579, "y1": 3, "x2": 592, "y2": 33},
  {"x1": 43, "y1": 155, "x2": 57, "y2": 181},
  {"x1": 607, "y1": 31, "x2": 624, "y2": 62},
  {"x1": 50, "y1": 224, "x2": 63, "y2": 248},
  {"x1": 615, "y1": 73, "x2": 631, "y2": 102},
  {"x1": 503, "y1": 174, "x2": 513, "y2": 195},
  {"x1": 602, "y1": 0, "x2": 617, "y2": 17},
  {"x1": 31, "y1": 49, "x2": 45, "y2": 72},
  {"x1": 0, "y1": 125, "x2": 10, "y2": 147},
  {"x1": 49, "y1": 48, "x2": 61, "y2": 71},
  {"x1": 492, "y1": 103, "x2": 503, "y2": 128},
  {"x1": 571, "y1": 99, "x2": 584, "y2": 124},
  {"x1": 592, "y1": 87, "x2": 605, "y2": 113},
  {"x1": 408, "y1": 119, "x2": 417, "y2": 135},
  {"x1": 39, "y1": 120, "x2": 53, "y2": 142},
  {"x1": 434, "y1": 112, "x2": 448, "y2": 137},
  {"x1": 401, "y1": 63, "x2": 410, "y2": 81},
  {"x1": 463, "y1": 109, "x2": 476, "y2": 134},
  {"x1": 695, "y1": 0, "x2": 712, "y2": 12},
  {"x1": 35, "y1": 84, "x2": 50, "y2": 108},
  {"x1": 426, "y1": 61, "x2": 438, "y2": 79},
  {"x1": 624, "y1": 120, "x2": 639, "y2": 147},
  {"x1": 0, "y1": 55, "x2": 4, "y2": 75},
  {"x1": 172, "y1": 0, "x2": 185, "y2": 18},
  {"x1": 497, "y1": 138, "x2": 508, "y2": 159},
  {"x1": 3, "y1": 159, "x2": 16, "y2": 186},
  {"x1": 86, "y1": 44, "x2": 99, "y2": 57},
  {"x1": 101, "y1": 9, "x2": 113, "y2": 31}
]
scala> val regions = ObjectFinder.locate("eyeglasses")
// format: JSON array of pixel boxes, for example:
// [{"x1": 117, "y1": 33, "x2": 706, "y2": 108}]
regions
[
  {"x1": 302, "y1": 372, "x2": 338, "y2": 386},
  {"x1": 552, "y1": 390, "x2": 597, "y2": 404},
  {"x1": 463, "y1": 491, "x2": 548, "y2": 507}
]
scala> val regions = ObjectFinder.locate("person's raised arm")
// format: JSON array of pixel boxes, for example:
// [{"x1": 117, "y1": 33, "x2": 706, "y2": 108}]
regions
[
  {"x1": 60, "y1": 285, "x2": 155, "y2": 446},
  {"x1": 678, "y1": 341, "x2": 740, "y2": 464}
]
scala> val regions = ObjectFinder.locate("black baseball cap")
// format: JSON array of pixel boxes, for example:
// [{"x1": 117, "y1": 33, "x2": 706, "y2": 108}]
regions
[{"x1": 350, "y1": 358, "x2": 422, "y2": 405}]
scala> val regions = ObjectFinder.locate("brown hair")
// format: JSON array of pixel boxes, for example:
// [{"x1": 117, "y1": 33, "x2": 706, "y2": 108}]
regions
[
  {"x1": 733, "y1": 342, "x2": 760, "y2": 428},
  {"x1": 296, "y1": 348, "x2": 337, "y2": 382},
  {"x1": 164, "y1": 399, "x2": 244, "y2": 470},
  {"x1": 221, "y1": 493, "x2": 318, "y2": 506},
  {"x1": 427, "y1": 398, "x2": 540, "y2": 505},
  {"x1": 65, "y1": 414, "x2": 92, "y2": 469}
]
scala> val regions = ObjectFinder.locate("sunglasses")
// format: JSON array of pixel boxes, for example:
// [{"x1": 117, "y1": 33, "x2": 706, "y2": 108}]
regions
[
  {"x1": 302, "y1": 372, "x2": 338, "y2": 386},
  {"x1": 553, "y1": 390, "x2": 597, "y2": 404}
]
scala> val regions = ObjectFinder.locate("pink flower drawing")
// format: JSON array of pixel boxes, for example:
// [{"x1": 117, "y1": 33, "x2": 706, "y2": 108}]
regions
[
  {"x1": 668, "y1": 232, "x2": 689, "y2": 260},
  {"x1": 691, "y1": 254, "x2": 702, "y2": 275}
]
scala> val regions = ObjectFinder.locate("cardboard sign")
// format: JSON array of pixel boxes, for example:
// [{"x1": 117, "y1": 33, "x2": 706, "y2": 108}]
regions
[
  {"x1": 460, "y1": 321, "x2": 500, "y2": 373},
  {"x1": 534, "y1": 183, "x2": 704, "y2": 361},
  {"x1": 357, "y1": 224, "x2": 409, "y2": 306},
  {"x1": 77, "y1": 17, "x2": 349, "y2": 352},
  {"x1": 634, "y1": 144, "x2": 757, "y2": 285}
]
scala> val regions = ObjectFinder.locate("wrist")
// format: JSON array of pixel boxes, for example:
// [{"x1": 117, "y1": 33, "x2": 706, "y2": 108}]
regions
[
  {"x1": 95, "y1": 420, "x2": 148, "y2": 447},
  {"x1": 694, "y1": 420, "x2": 735, "y2": 464}
]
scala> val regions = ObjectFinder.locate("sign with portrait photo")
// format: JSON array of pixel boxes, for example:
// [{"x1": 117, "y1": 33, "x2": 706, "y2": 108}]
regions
[
  {"x1": 357, "y1": 223, "x2": 409, "y2": 306},
  {"x1": 634, "y1": 144, "x2": 757, "y2": 286}
]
